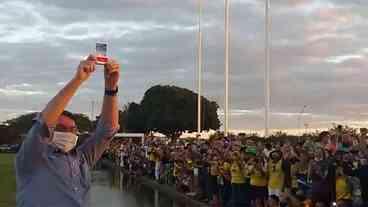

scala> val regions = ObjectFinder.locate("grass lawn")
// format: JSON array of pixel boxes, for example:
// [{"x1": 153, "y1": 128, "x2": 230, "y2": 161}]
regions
[{"x1": 0, "y1": 153, "x2": 16, "y2": 207}]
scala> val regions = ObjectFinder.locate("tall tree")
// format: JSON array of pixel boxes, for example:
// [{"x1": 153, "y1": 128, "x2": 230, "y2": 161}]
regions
[
  {"x1": 0, "y1": 124, "x2": 11, "y2": 144},
  {"x1": 124, "y1": 103, "x2": 145, "y2": 133},
  {"x1": 0, "y1": 112, "x2": 92, "y2": 144},
  {"x1": 135, "y1": 85, "x2": 220, "y2": 139},
  {"x1": 1, "y1": 113, "x2": 38, "y2": 144},
  {"x1": 118, "y1": 110, "x2": 127, "y2": 132}
]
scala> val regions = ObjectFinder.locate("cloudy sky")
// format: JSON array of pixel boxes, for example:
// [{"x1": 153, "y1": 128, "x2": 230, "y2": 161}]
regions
[{"x1": 1, "y1": 0, "x2": 368, "y2": 134}]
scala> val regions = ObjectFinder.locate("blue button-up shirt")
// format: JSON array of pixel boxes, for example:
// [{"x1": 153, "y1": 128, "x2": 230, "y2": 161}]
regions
[{"x1": 15, "y1": 115, "x2": 118, "y2": 207}]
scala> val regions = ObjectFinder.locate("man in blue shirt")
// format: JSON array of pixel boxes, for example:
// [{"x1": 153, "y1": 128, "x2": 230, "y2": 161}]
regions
[{"x1": 15, "y1": 55, "x2": 120, "y2": 207}]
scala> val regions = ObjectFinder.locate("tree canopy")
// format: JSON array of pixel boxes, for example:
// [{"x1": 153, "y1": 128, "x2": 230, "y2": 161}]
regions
[
  {"x1": 124, "y1": 85, "x2": 221, "y2": 138},
  {"x1": 0, "y1": 112, "x2": 92, "y2": 144},
  {"x1": 0, "y1": 85, "x2": 221, "y2": 143},
  {"x1": 72, "y1": 113, "x2": 92, "y2": 133}
]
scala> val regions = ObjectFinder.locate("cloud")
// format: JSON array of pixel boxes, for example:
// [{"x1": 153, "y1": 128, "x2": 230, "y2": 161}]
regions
[
  {"x1": 0, "y1": 1, "x2": 209, "y2": 45},
  {"x1": 217, "y1": 108, "x2": 316, "y2": 118},
  {"x1": 1, "y1": 0, "x2": 368, "y2": 132},
  {"x1": 217, "y1": 109, "x2": 261, "y2": 116},
  {"x1": 0, "y1": 83, "x2": 46, "y2": 96},
  {"x1": 0, "y1": 108, "x2": 37, "y2": 122},
  {"x1": 325, "y1": 54, "x2": 364, "y2": 64},
  {"x1": 57, "y1": 81, "x2": 67, "y2": 86}
]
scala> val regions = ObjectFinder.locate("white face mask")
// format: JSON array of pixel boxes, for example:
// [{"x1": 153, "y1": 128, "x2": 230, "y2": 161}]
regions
[{"x1": 52, "y1": 131, "x2": 78, "y2": 153}]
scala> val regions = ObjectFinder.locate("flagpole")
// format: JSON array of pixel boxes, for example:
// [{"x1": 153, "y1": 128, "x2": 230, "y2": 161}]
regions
[
  {"x1": 197, "y1": 0, "x2": 203, "y2": 136},
  {"x1": 225, "y1": 0, "x2": 230, "y2": 137},
  {"x1": 265, "y1": 0, "x2": 270, "y2": 138}
]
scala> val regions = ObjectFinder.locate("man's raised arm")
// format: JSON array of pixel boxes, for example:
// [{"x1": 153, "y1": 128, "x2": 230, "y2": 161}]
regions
[
  {"x1": 79, "y1": 59, "x2": 120, "y2": 166},
  {"x1": 16, "y1": 55, "x2": 96, "y2": 172},
  {"x1": 42, "y1": 55, "x2": 97, "y2": 127},
  {"x1": 99, "y1": 59, "x2": 120, "y2": 130}
]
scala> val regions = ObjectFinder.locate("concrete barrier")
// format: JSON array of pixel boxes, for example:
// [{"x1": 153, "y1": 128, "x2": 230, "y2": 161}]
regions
[
  {"x1": 99, "y1": 159, "x2": 209, "y2": 207},
  {"x1": 134, "y1": 175, "x2": 208, "y2": 207}
]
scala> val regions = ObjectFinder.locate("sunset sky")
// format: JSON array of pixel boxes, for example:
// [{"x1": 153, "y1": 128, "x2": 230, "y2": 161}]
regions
[{"x1": 1, "y1": 0, "x2": 368, "y2": 133}]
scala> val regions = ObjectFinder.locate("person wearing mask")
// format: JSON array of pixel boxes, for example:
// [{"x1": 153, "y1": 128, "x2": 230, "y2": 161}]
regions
[{"x1": 16, "y1": 55, "x2": 120, "y2": 206}]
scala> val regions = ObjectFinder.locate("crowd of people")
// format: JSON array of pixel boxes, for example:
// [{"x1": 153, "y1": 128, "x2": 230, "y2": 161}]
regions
[{"x1": 114, "y1": 127, "x2": 368, "y2": 207}]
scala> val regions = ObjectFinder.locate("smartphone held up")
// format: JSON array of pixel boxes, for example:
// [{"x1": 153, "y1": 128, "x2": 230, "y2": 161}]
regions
[{"x1": 95, "y1": 42, "x2": 108, "y2": 65}]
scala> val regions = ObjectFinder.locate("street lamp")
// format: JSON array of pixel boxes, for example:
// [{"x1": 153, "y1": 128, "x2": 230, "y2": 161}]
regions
[{"x1": 297, "y1": 105, "x2": 307, "y2": 136}]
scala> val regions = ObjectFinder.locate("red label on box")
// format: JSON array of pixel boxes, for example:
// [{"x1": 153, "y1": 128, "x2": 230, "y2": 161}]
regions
[{"x1": 96, "y1": 56, "x2": 108, "y2": 63}]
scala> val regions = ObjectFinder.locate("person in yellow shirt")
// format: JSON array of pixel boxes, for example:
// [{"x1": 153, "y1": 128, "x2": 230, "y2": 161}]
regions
[
  {"x1": 247, "y1": 156, "x2": 268, "y2": 207},
  {"x1": 230, "y1": 151, "x2": 247, "y2": 207},
  {"x1": 208, "y1": 155, "x2": 220, "y2": 206},
  {"x1": 219, "y1": 155, "x2": 232, "y2": 207},
  {"x1": 268, "y1": 150, "x2": 286, "y2": 197},
  {"x1": 147, "y1": 146, "x2": 157, "y2": 178},
  {"x1": 290, "y1": 150, "x2": 309, "y2": 193},
  {"x1": 154, "y1": 147, "x2": 163, "y2": 181},
  {"x1": 336, "y1": 165, "x2": 353, "y2": 207}
]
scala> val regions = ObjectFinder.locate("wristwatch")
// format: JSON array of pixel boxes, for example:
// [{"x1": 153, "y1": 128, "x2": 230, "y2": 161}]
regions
[{"x1": 105, "y1": 87, "x2": 118, "y2": 96}]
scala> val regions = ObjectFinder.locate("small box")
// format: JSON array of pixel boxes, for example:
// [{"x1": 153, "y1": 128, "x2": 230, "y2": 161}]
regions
[{"x1": 96, "y1": 42, "x2": 108, "y2": 65}]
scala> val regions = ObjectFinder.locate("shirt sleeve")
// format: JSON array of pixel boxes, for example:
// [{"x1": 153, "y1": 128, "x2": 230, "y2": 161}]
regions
[
  {"x1": 16, "y1": 113, "x2": 52, "y2": 175},
  {"x1": 78, "y1": 119, "x2": 119, "y2": 167}
]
